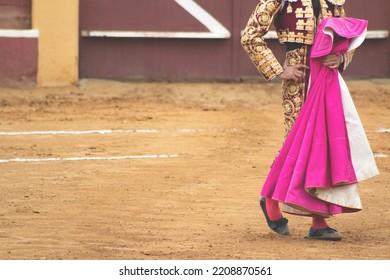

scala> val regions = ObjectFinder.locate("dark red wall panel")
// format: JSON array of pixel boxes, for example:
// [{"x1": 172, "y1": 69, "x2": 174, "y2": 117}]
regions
[
  {"x1": 0, "y1": 37, "x2": 37, "y2": 85},
  {"x1": 0, "y1": 0, "x2": 31, "y2": 29},
  {"x1": 80, "y1": 0, "x2": 208, "y2": 32},
  {"x1": 79, "y1": 0, "x2": 390, "y2": 80},
  {"x1": 343, "y1": 0, "x2": 390, "y2": 78},
  {"x1": 80, "y1": 38, "x2": 233, "y2": 79},
  {"x1": 80, "y1": 0, "x2": 235, "y2": 80}
]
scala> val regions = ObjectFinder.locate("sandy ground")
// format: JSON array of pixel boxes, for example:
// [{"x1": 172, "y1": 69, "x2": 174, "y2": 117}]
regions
[{"x1": 0, "y1": 79, "x2": 389, "y2": 260}]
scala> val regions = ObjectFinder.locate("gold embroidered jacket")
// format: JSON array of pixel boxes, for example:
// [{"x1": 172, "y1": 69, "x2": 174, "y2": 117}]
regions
[{"x1": 241, "y1": 0, "x2": 354, "y2": 81}]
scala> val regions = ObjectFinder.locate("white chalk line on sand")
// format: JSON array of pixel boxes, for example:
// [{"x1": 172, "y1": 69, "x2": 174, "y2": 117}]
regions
[
  {"x1": 0, "y1": 154, "x2": 178, "y2": 164},
  {"x1": 0, "y1": 128, "x2": 206, "y2": 163},
  {"x1": 1, "y1": 127, "x2": 385, "y2": 135},
  {"x1": 376, "y1": 128, "x2": 390, "y2": 133},
  {"x1": 0, "y1": 128, "x2": 205, "y2": 136},
  {"x1": 374, "y1": 129, "x2": 389, "y2": 157},
  {"x1": 374, "y1": 153, "x2": 389, "y2": 158}
]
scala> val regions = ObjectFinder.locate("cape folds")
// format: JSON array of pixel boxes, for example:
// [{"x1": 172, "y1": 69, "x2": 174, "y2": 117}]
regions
[{"x1": 261, "y1": 17, "x2": 378, "y2": 216}]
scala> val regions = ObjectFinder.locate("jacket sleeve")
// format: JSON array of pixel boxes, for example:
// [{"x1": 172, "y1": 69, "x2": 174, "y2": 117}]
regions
[
  {"x1": 338, "y1": 5, "x2": 355, "y2": 71},
  {"x1": 340, "y1": 49, "x2": 355, "y2": 71},
  {"x1": 241, "y1": 0, "x2": 283, "y2": 81}
]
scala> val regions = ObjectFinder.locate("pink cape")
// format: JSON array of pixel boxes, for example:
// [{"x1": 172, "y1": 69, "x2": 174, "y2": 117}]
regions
[{"x1": 261, "y1": 17, "x2": 369, "y2": 216}]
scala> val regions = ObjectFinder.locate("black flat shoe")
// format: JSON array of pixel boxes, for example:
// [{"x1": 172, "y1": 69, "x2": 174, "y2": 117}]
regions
[
  {"x1": 260, "y1": 197, "x2": 290, "y2": 235},
  {"x1": 306, "y1": 227, "x2": 343, "y2": 241}
]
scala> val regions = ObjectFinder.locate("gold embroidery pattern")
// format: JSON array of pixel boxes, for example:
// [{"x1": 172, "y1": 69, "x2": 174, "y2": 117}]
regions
[
  {"x1": 304, "y1": 7, "x2": 314, "y2": 18},
  {"x1": 277, "y1": 0, "x2": 317, "y2": 44},
  {"x1": 294, "y1": 6, "x2": 314, "y2": 19},
  {"x1": 296, "y1": 18, "x2": 315, "y2": 31},
  {"x1": 295, "y1": 7, "x2": 304, "y2": 18},
  {"x1": 241, "y1": 0, "x2": 283, "y2": 81},
  {"x1": 277, "y1": 30, "x2": 314, "y2": 44},
  {"x1": 326, "y1": 0, "x2": 345, "y2": 6},
  {"x1": 282, "y1": 46, "x2": 308, "y2": 138},
  {"x1": 342, "y1": 49, "x2": 355, "y2": 70},
  {"x1": 338, "y1": 5, "x2": 346, "y2": 17},
  {"x1": 287, "y1": 3, "x2": 293, "y2": 13},
  {"x1": 319, "y1": 0, "x2": 333, "y2": 21}
]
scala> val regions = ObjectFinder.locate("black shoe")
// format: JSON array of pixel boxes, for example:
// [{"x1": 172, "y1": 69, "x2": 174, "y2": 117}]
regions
[
  {"x1": 260, "y1": 197, "x2": 290, "y2": 235},
  {"x1": 307, "y1": 227, "x2": 343, "y2": 241}
]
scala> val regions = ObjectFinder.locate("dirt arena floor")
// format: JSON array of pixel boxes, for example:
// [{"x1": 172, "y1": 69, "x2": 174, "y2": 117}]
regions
[{"x1": 0, "y1": 79, "x2": 389, "y2": 260}]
